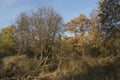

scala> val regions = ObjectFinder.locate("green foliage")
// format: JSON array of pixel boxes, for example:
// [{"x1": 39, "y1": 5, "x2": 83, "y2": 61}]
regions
[{"x1": 0, "y1": 25, "x2": 17, "y2": 56}]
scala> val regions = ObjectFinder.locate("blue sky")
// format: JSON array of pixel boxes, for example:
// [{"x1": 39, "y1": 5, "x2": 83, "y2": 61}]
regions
[{"x1": 0, "y1": 0, "x2": 98, "y2": 28}]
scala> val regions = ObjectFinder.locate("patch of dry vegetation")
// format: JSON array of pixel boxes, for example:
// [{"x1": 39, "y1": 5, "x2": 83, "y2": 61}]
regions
[{"x1": 0, "y1": 0, "x2": 120, "y2": 79}]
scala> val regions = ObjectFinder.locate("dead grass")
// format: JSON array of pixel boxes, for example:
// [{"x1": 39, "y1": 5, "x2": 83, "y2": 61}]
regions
[{"x1": 1, "y1": 54, "x2": 120, "y2": 80}]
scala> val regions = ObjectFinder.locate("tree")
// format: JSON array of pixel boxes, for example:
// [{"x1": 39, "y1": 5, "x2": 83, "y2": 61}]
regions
[
  {"x1": 16, "y1": 7, "x2": 64, "y2": 63},
  {"x1": 88, "y1": 10, "x2": 104, "y2": 57},
  {"x1": 65, "y1": 14, "x2": 90, "y2": 57},
  {"x1": 66, "y1": 14, "x2": 90, "y2": 36},
  {"x1": 98, "y1": 0, "x2": 120, "y2": 56},
  {"x1": 0, "y1": 25, "x2": 16, "y2": 56},
  {"x1": 16, "y1": 12, "x2": 32, "y2": 55},
  {"x1": 98, "y1": 0, "x2": 120, "y2": 39}
]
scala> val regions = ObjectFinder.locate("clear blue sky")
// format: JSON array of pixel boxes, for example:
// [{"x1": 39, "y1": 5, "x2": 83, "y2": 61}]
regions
[{"x1": 0, "y1": 0, "x2": 98, "y2": 28}]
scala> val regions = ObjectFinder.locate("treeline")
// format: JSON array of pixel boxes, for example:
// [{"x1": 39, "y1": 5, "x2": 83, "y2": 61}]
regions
[{"x1": 0, "y1": 0, "x2": 120, "y2": 79}]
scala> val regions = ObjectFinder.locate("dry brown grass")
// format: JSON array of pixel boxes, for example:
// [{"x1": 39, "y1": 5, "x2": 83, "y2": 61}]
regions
[{"x1": 1, "y1": 54, "x2": 120, "y2": 80}]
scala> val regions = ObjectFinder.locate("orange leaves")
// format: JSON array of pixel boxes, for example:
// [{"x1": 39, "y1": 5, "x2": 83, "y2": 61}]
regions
[{"x1": 66, "y1": 14, "x2": 90, "y2": 35}]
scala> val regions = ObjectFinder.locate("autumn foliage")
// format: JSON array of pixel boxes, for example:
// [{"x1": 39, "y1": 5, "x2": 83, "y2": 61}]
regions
[{"x1": 0, "y1": 0, "x2": 120, "y2": 79}]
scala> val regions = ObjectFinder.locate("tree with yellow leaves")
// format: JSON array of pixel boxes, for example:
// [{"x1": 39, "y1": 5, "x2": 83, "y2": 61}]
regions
[{"x1": 0, "y1": 25, "x2": 17, "y2": 56}]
